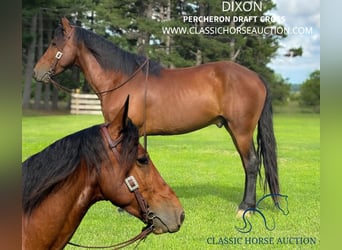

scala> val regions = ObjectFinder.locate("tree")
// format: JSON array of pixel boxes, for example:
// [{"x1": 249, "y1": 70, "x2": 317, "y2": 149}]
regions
[
  {"x1": 267, "y1": 73, "x2": 291, "y2": 105},
  {"x1": 33, "y1": 10, "x2": 44, "y2": 109},
  {"x1": 22, "y1": 0, "x2": 95, "y2": 109},
  {"x1": 284, "y1": 47, "x2": 303, "y2": 57},
  {"x1": 299, "y1": 70, "x2": 320, "y2": 112},
  {"x1": 22, "y1": 12, "x2": 37, "y2": 109},
  {"x1": 92, "y1": 0, "x2": 167, "y2": 53}
]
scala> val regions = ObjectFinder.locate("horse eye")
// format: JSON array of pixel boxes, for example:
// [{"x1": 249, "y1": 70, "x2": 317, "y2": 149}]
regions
[{"x1": 137, "y1": 155, "x2": 149, "y2": 166}]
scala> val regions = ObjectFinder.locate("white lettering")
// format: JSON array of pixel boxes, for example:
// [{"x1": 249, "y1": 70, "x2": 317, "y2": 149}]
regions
[{"x1": 222, "y1": 1, "x2": 263, "y2": 12}]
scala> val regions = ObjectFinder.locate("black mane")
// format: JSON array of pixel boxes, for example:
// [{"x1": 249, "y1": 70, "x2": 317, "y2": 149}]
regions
[
  {"x1": 68, "y1": 26, "x2": 163, "y2": 76},
  {"x1": 22, "y1": 120, "x2": 139, "y2": 214}
]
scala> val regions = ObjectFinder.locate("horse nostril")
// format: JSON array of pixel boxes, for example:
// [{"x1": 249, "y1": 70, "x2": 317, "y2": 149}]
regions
[{"x1": 180, "y1": 211, "x2": 185, "y2": 224}]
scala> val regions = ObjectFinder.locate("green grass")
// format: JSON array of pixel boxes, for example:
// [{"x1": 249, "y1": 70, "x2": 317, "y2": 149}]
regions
[{"x1": 22, "y1": 113, "x2": 320, "y2": 249}]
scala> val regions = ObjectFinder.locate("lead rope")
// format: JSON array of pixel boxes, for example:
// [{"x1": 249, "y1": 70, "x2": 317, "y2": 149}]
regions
[
  {"x1": 47, "y1": 57, "x2": 149, "y2": 96},
  {"x1": 143, "y1": 59, "x2": 149, "y2": 152},
  {"x1": 95, "y1": 59, "x2": 149, "y2": 96},
  {"x1": 67, "y1": 225, "x2": 154, "y2": 249},
  {"x1": 49, "y1": 78, "x2": 73, "y2": 93}
]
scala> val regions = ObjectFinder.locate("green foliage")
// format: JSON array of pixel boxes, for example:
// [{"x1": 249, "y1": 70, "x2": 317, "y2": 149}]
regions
[
  {"x1": 285, "y1": 47, "x2": 303, "y2": 57},
  {"x1": 299, "y1": 70, "x2": 320, "y2": 112},
  {"x1": 267, "y1": 74, "x2": 291, "y2": 105}
]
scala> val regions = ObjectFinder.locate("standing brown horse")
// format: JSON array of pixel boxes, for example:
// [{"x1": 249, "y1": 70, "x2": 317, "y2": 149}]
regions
[
  {"x1": 33, "y1": 17, "x2": 279, "y2": 216},
  {"x1": 22, "y1": 97, "x2": 184, "y2": 250}
]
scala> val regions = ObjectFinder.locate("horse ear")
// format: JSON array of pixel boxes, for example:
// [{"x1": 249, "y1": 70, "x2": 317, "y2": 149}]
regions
[
  {"x1": 109, "y1": 95, "x2": 130, "y2": 134},
  {"x1": 60, "y1": 17, "x2": 72, "y2": 34},
  {"x1": 121, "y1": 95, "x2": 130, "y2": 129}
]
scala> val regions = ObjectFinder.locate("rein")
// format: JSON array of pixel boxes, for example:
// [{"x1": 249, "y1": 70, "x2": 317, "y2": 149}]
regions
[
  {"x1": 67, "y1": 225, "x2": 154, "y2": 249},
  {"x1": 47, "y1": 58, "x2": 148, "y2": 95},
  {"x1": 49, "y1": 78, "x2": 73, "y2": 93},
  {"x1": 94, "y1": 58, "x2": 149, "y2": 96},
  {"x1": 67, "y1": 124, "x2": 154, "y2": 249}
]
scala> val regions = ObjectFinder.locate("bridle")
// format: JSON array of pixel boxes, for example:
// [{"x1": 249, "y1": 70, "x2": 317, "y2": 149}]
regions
[
  {"x1": 67, "y1": 124, "x2": 155, "y2": 249},
  {"x1": 46, "y1": 27, "x2": 75, "y2": 93},
  {"x1": 100, "y1": 123, "x2": 153, "y2": 225},
  {"x1": 45, "y1": 25, "x2": 149, "y2": 96}
]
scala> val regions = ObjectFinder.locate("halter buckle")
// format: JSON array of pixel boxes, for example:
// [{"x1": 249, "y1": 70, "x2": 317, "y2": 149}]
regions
[
  {"x1": 55, "y1": 51, "x2": 63, "y2": 59},
  {"x1": 125, "y1": 176, "x2": 139, "y2": 192}
]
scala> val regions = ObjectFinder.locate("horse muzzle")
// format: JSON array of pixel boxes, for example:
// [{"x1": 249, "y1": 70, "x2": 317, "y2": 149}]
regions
[
  {"x1": 33, "y1": 69, "x2": 52, "y2": 84},
  {"x1": 149, "y1": 210, "x2": 185, "y2": 234}
]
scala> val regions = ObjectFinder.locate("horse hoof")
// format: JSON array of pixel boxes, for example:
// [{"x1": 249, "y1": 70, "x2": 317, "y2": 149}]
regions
[{"x1": 236, "y1": 209, "x2": 253, "y2": 218}]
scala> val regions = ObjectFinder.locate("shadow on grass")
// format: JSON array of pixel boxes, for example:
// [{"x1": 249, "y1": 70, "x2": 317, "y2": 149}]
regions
[{"x1": 173, "y1": 184, "x2": 242, "y2": 203}]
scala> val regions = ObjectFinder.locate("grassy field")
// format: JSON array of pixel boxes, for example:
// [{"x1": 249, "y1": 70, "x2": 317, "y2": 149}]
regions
[{"x1": 22, "y1": 113, "x2": 320, "y2": 249}]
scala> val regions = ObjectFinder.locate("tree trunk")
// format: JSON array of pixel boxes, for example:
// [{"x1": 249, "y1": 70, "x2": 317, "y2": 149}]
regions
[
  {"x1": 43, "y1": 84, "x2": 51, "y2": 110},
  {"x1": 195, "y1": 2, "x2": 205, "y2": 65},
  {"x1": 229, "y1": 21, "x2": 241, "y2": 61},
  {"x1": 47, "y1": 19, "x2": 59, "y2": 110},
  {"x1": 52, "y1": 88, "x2": 59, "y2": 110},
  {"x1": 34, "y1": 11, "x2": 43, "y2": 109},
  {"x1": 165, "y1": 0, "x2": 171, "y2": 56},
  {"x1": 137, "y1": 1, "x2": 153, "y2": 55},
  {"x1": 22, "y1": 13, "x2": 37, "y2": 109},
  {"x1": 43, "y1": 13, "x2": 52, "y2": 110},
  {"x1": 165, "y1": 0, "x2": 175, "y2": 68}
]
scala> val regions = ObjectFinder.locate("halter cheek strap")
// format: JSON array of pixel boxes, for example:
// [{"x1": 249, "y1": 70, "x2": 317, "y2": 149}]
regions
[
  {"x1": 46, "y1": 28, "x2": 77, "y2": 93},
  {"x1": 100, "y1": 123, "x2": 151, "y2": 224},
  {"x1": 48, "y1": 51, "x2": 64, "y2": 77},
  {"x1": 125, "y1": 176, "x2": 150, "y2": 223},
  {"x1": 47, "y1": 27, "x2": 74, "y2": 80},
  {"x1": 100, "y1": 123, "x2": 123, "y2": 164}
]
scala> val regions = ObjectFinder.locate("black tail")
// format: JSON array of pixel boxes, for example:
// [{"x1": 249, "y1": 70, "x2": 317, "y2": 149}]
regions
[{"x1": 257, "y1": 77, "x2": 279, "y2": 204}]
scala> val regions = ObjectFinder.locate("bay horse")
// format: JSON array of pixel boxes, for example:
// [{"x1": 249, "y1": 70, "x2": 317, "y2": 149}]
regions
[
  {"x1": 33, "y1": 17, "x2": 279, "y2": 216},
  {"x1": 22, "y1": 97, "x2": 184, "y2": 250}
]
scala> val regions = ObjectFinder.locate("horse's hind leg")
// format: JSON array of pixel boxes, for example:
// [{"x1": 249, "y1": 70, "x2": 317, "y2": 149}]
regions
[{"x1": 224, "y1": 122, "x2": 260, "y2": 217}]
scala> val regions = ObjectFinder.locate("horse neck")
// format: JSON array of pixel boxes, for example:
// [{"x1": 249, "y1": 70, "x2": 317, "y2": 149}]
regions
[
  {"x1": 75, "y1": 45, "x2": 125, "y2": 93},
  {"x1": 22, "y1": 165, "x2": 98, "y2": 249}
]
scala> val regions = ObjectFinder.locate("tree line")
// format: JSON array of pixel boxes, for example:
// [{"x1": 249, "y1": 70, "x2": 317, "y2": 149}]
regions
[{"x1": 22, "y1": 0, "x2": 318, "y2": 111}]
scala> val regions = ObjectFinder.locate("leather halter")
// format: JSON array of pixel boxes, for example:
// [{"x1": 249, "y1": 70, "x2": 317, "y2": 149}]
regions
[
  {"x1": 67, "y1": 124, "x2": 154, "y2": 249},
  {"x1": 45, "y1": 26, "x2": 149, "y2": 96},
  {"x1": 99, "y1": 123, "x2": 151, "y2": 224},
  {"x1": 47, "y1": 27, "x2": 74, "y2": 77},
  {"x1": 46, "y1": 27, "x2": 75, "y2": 93}
]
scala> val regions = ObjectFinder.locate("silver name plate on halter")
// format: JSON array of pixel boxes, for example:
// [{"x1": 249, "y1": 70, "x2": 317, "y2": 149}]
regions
[
  {"x1": 125, "y1": 176, "x2": 139, "y2": 192},
  {"x1": 55, "y1": 51, "x2": 63, "y2": 59}
]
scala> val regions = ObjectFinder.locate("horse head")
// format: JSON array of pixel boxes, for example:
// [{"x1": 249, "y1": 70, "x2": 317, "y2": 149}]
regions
[
  {"x1": 33, "y1": 17, "x2": 77, "y2": 83},
  {"x1": 97, "y1": 96, "x2": 185, "y2": 234}
]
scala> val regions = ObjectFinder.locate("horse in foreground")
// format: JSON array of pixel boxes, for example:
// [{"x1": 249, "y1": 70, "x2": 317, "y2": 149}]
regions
[
  {"x1": 22, "y1": 97, "x2": 184, "y2": 249},
  {"x1": 33, "y1": 17, "x2": 279, "y2": 216}
]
